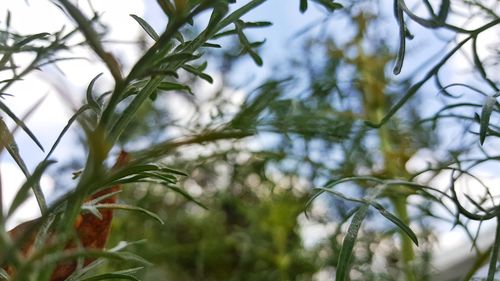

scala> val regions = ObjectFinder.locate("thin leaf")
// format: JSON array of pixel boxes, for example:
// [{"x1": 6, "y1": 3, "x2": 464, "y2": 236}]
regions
[
  {"x1": 160, "y1": 166, "x2": 188, "y2": 176},
  {"x1": 0, "y1": 100, "x2": 44, "y2": 151},
  {"x1": 109, "y1": 240, "x2": 147, "y2": 252},
  {"x1": 202, "y1": 42, "x2": 221, "y2": 48},
  {"x1": 14, "y1": 32, "x2": 50, "y2": 47},
  {"x1": 479, "y1": 96, "x2": 496, "y2": 145},
  {"x1": 486, "y1": 216, "x2": 500, "y2": 281},
  {"x1": 372, "y1": 203, "x2": 419, "y2": 246},
  {"x1": 44, "y1": 105, "x2": 90, "y2": 161},
  {"x1": 88, "y1": 190, "x2": 123, "y2": 205},
  {"x1": 205, "y1": 1, "x2": 229, "y2": 34},
  {"x1": 42, "y1": 249, "x2": 151, "y2": 267},
  {"x1": 300, "y1": 0, "x2": 308, "y2": 13},
  {"x1": 313, "y1": 0, "x2": 343, "y2": 11},
  {"x1": 160, "y1": 52, "x2": 200, "y2": 64},
  {"x1": 393, "y1": 1, "x2": 406, "y2": 75},
  {"x1": 173, "y1": 31, "x2": 184, "y2": 43},
  {"x1": 86, "y1": 73, "x2": 103, "y2": 113},
  {"x1": 81, "y1": 204, "x2": 103, "y2": 220},
  {"x1": 146, "y1": 69, "x2": 179, "y2": 79},
  {"x1": 158, "y1": 81, "x2": 194, "y2": 95},
  {"x1": 436, "y1": 0, "x2": 450, "y2": 22},
  {"x1": 243, "y1": 21, "x2": 273, "y2": 28},
  {"x1": 140, "y1": 171, "x2": 177, "y2": 184},
  {"x1": 79, "y1": 273, "x2": 139, "y2": 281},
  {"x1": 7, "y1": 160, "x2": 56, "y2": 218},
  {"x1": 95, "y1": 203, "x2": 164, "y2": 225},
  {"x1": 156, "y1": 0, "x2": 175, "y2": 18},
  {"x1": 312, "y1": 187, "x2": 368, "y2": 205},
  {"x1": 79, "y1": 274, "x2": 138, "y2": 281},
  {"x1": 0, "y1": 268, "x2": 9, "y2": 280},
  {"x1": 212, "y1": 29, "x2": 237, "y2": 39},
  {"x1": 336, "y1": 205, "x2": 368, "y2": 281},
  {"x1": 181, "y1": 64, "x2": 213, "y2": 83},
  {"x1": 235, "y1": 20, "x2": 263, "y2": 66},
  {"x1": 130, "y1": 14, "x2": 159, "y2": 41},
  {"x1": 0, "y1": 117, "x2": 47, "y2": 212},
  {"x1": 108, "y1": 164, "x2": 162, "y2": 181},
  {"x1": 164, "y1": 184, "x2": 207, "y2": 209}
]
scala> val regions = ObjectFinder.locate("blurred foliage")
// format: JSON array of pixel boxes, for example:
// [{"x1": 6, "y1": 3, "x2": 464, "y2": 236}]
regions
[
  {"x1": 102, "y1": 3, "x2": 436, "y2": 281},
  {"x1": 0, "y1": 0, "x2": 499, "y2": 280}
]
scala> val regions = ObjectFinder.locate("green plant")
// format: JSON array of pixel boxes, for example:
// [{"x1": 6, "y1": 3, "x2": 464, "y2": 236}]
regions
[
  {"x1": 1, "y1": 0, "x2": 499, "y2": 280},
  {"x1": 0, "y1": 0, "x2": 339, "y2": 279}
]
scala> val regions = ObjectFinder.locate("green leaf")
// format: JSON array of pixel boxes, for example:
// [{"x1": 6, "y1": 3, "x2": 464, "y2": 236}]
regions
[
  {"x1": 243, "y1": 21, "x2": 273, "y2": 28},
  {"x1": 86, "y1": 73, "x2": 103, "y2": 113},
  {"x1": 79, "y1": 273, "x2": 139, "y2": 281},
  {"x1": 235, "y1": 20, "x2": 263, "y2": 66},
  {"x1": 212, "y1": 29, "x2": 237, "y2": 39},
  {"x1": 160, "y1": 52, "x2": 201, "y2": 64},
  {"x1": 0, "y1": 117, "x2": 48, "y2": 212},
  {"x1": 173, "y1": 31, "x2": 185, "y2": 43},
  {"x1": 202, "y1": 42, "x2": 222, "y2": 48},
  {"x1": 486, "y1": 216, "x2": 500, "y2": 281},
  {"x1": 45, "y1": 105, "x2": 90, "y2": 161},
  {"x1": 181, "y1": 64, "x2": 213, "y2": 83},
  {"x1": 0, "y1": 268, "x2": 9, "y2": 280},
  {"x1": 300, "y1": 0, "x2": 308, "y2": 12},
  {"x1": 109, "y1": 240, "x2": 147, "y2": 252},
  {"x1": 88, "y1": 190, "x2": 122, "y2": 205},
  {"x1": 130, "y1": 14, "x2": 159, "y2": 41},
  {"x1": 146, "y1": 69, "x2": 179, "y2": 79},
  {"x1": 76, "y1": 266, "x2": 144, "y2": 281},
  {"x1": 247, "y1": 50, "x2": 263, "y2": 66},
  {"x1": 95, "y1": 203, "x2": 164, "y2": 225},
  {"x1": 312, "y1": 0, "x2": 343, "y2": 11},
  {"x1": 0, "y1": 100, "x2": 44, "y2": 151},
  {"x1": 107, "y1": 164, "x2": 162, "y2": 183},
  {"x1": 372, "y1": 203, "x2": 419, "y2": 246},
  {"x1": 158, "y1": 82, "x2": 194, "y2": 95},
  {"x1": 14, "y1": 32, "x2": 50, "y2": 47},
  {"x1": 205, "y1": 1, "x2": 229, "y2": 34},
  {"x1": 214, "y1": 0, "x2": 266, "y2": 34},
  {"x1": 81, "y1": 204, "x2": 103, "y2": 220},
  {"x1": 479, "y1": 95, "x2": 496, "y2": 145},
  {"x1": 7, "y1": 160, "x2": 56, "y2": 218},
  {"x1": 115, "y1": 252, "x2": 152, "y2": 266},
  {"x1": 43, "y1": 249, "x2": 151, "y2": 268},
  {"x1": 141, "y1": 171, "x2": 178, "y2": 184},
  {"x1": 164, "y1": 184, "x2": 207, "y2": 209},
  {"x1": 336, "y1": 205, "x2": 368, "y2": 281},
  {"x1": 436, "y1": 0, "x2": 450, "y2": 22},
  {"x1": 0, "y1": 116, "x2": 14, "y2": 151},
  {"x1": 160, "y1": 167, "x2": 188, "y2": 176},
  {"x1": 156, "y1": 0, "x2": 175, "y2": 18}
]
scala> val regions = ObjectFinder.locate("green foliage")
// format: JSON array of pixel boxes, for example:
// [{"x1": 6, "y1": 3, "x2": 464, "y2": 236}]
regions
[{"x1": 0, "y1": 0, "x2": 499, "y2": 280}]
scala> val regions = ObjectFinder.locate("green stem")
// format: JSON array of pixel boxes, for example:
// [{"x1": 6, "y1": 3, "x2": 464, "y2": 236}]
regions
[
  {"x1": 392, "y1": 196, "x2": 416, "y2": 281},
  {"x1": 377, "y1": 106, "x2": 415, "y2": 281},
  {"x1": 486, "y1": 215, "x2": 500, "y2": 281}
]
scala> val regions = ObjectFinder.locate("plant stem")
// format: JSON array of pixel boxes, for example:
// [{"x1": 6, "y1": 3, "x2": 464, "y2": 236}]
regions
[
  {"x1": 486, "y1": 215, "x2": 500, "y2": 281},
  {"x1": 392, "y1": 196, "x2": 415, "y2": 281},
  {"x1": 377, "y1": 106, "x2": 416, "y2": 281}
]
